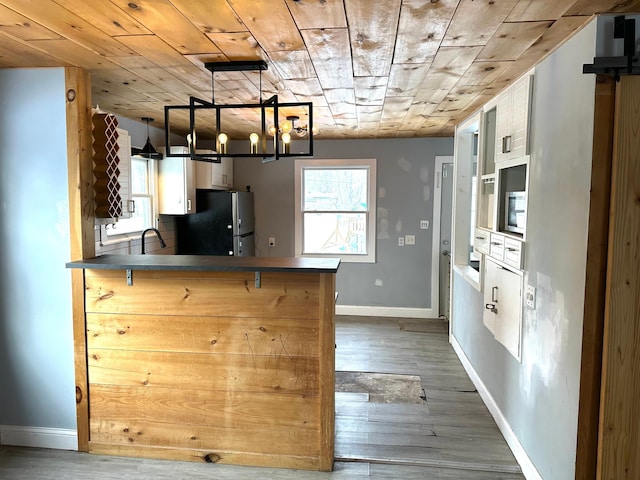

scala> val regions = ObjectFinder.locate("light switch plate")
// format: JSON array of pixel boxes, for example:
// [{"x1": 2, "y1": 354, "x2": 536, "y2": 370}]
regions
[
  {"x1": 420, "y1": 220, "x2": 429, "y2": 229},
  {"x1": 398, "y1": 237, "x2": 405, "y2": 246},
  {"x1": 405, "y1": 234, "x2": 416, "y2": 245},
  {"x1": 525, "y1": 284, "x2": 536, "y2": 309}
]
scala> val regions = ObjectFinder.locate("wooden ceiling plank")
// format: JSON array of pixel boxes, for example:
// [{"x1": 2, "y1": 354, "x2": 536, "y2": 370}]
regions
[
  {"x1": 283, "y1": 78, "x2": 324, "y2": 97},
  {"x1": 29, "y1": 39, "x2": 120, "y2": 69},
  {"x1": 455, "y1": 60, "x2": 514, "y2": 87},
  {"x1": 565, "y1": 0, "x2": 629, "y2": 15},
  {"x1": 354, "y1": 76, "x2": 387, "y2": 106},
  {"x1": 387, "y1": 63, "x2": 432, "y2": 97},
  {"x1": 393, "y1": 0, "x2": 459, "y2": 64},
  {"x1": 52, "y1": 0, "x2": 150, "y2": 36},
  {"x1": 477, "y1": 21, "x2": 554, "y2": 61},
  {"x1": 226, "y1": 0, "x2": 305, "y2": 52},
  {"x1": 167, "y1": 0, "x2": 246, "y2": 34},
  {"x1": 430, "y1": 85, "x2": 486, "y2": 116},
  {"x1": 0, "y1": 5, "x2": 62, "y2": 40},
  {"x1": 498, "y1": 15, "x2": 592, "y2": 90},
  {"x1": 301, "y1": 28, "x2": 354, "y2": 90},
  {"x1": 381, "y1": 96, "x2": 413, "y2": 122},
  {"x1": 325, "y1": 88, "x2": 357, "y2": 119},
  {"x1": 441, "y1": 0, "x2": 520, "y2": 47},
  {"x1": 286, "y1": 0, "x2": 347, "y2": 29},
  {"x1": 0, "y1": 32, "x2": 63, "y2": 67},
  {"x1": 205, "y1": 32, "x2": 264, "y2": 61},
  {"x1": 507, "y1": 0, "x2": 574, "y2": 21},
  {"x1": 345, "y1": 0, "x2": 402, "y2": 77},
  {"x1": 108, "y1": 0, "x2": 219, "y2": 55},
  {"x1": 269, "y1": 50, "x2": 316, "y2": 80},
  {"x1": 0, "y1": 0, "x2": 136, "y2": 57}
]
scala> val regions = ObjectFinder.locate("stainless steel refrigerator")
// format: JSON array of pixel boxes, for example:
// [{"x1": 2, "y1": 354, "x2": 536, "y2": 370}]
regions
[{"x1": 176, "y1": 189, "x2": 255, "y2": 256}]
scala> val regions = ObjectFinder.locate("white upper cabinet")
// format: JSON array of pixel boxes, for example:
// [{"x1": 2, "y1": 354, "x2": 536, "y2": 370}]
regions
[
  {"x1": 158, "y1": 146, "x2": 196, "y2": 215},
  {"x1": 195, "y1": 152, "x2": 233, "y2": 190},
  {"x1": 495, "y1": 72, "x2": 534, "y2": 164}
]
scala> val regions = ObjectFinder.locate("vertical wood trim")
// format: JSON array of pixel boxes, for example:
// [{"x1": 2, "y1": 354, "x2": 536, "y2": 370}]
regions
[
  {"x1": 575, "y1": 74, "x2": 616, "y2": 480},
  {"x1": 597, "y1": 75, "x2": 640, "y2": 480},
  {"x1": 318, "y1": 273, "x2": 335, "y2": 471},
  {"x1": 65, "y1": 66, "x2": 93, "y2": 451}
]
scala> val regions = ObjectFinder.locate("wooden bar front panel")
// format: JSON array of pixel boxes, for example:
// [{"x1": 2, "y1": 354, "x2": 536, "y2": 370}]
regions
[{"x1": 82, "y1": 268, "x2": 335, "y2": 471}]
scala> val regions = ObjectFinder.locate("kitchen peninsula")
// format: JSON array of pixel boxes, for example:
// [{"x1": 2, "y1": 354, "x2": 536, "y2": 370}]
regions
[{"x1": 66, "y1": 254, "x2": 339, "y2": 471}]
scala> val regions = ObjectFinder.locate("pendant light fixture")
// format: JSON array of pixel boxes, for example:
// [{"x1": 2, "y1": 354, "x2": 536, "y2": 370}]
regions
[
  {"x1": 139, "y1": 117, "x2": 163, "y2": 159},
  {"x1": 163, "y1": 60, "x2": 314, "y2": 163}
]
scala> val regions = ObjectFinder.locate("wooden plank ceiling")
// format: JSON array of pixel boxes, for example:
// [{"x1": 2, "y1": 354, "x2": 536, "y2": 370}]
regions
[{"x1": 0, "y1": 0, "x2": 638, "y2": 139}]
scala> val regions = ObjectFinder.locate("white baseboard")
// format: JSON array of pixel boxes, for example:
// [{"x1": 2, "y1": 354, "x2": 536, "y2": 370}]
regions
[
  {"x1": 0, "y1": 425, "x2": 78, "y2": 451},
  {"x1": 450, "y1": 336, "x2": 543, "y2": 480},
  {"x1": 336, "y1": 305, "x2": 435, "y2": 318}
]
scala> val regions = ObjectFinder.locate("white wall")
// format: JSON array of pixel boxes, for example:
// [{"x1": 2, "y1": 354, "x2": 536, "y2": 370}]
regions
[
  {"x1": 0, "y1": 68, "x2": 76, "y2": 447},
  {"x1": 450, "y1": 20, "x2": 597, "y2": 479}
]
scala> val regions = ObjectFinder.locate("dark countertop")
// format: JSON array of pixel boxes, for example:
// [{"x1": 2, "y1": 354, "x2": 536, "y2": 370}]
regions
[{"x1": 66, "y1": 254, "x2": 340, "y2": 273}]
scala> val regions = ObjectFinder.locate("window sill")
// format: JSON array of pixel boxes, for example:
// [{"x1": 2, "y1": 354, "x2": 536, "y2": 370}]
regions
[{"x1": 453, "y1": 264, "x2": 482, "y2": 292}]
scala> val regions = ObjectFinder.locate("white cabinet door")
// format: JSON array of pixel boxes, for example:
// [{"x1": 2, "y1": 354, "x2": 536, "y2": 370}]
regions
[
  {"x1": 495, "y1": 73, "x2": 533, "y2": 164},
  {"x1": 158, "y1": 146, "x2": 195, "y2": 214},
  {"x1": 195, "y1": 152, "x2": 233, "y2": 190},
  {"x1": 483, "y1": 257, "x2": 523, "y2": 360}
]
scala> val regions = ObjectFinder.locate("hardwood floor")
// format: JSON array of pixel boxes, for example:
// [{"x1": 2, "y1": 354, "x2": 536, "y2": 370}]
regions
[{"x1": 0, "y1": 316, "x2": 524, "y2": 479}]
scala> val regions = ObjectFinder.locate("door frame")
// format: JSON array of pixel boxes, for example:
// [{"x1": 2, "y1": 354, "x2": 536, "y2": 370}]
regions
[{"x1": 431, "y1": 155, "x2": 453, "y2": 320}]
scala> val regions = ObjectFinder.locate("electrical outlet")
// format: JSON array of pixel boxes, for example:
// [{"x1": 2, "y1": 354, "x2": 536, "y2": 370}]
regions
[
  {"x1": 398, "y1": 237, "x2": 405, "y2": 247},
  {"x1": 525, "y1": 284, "x2": 536, "y2": 309},
  {"x1": 405, "y1": 234, "x2": 416, "y2": 245},
  {"x1": 420, "y1": 220, "x2": 429, "y2": 229},
  {"x1": 268, "y1": 237, "x2": 276, "y2": 247}
]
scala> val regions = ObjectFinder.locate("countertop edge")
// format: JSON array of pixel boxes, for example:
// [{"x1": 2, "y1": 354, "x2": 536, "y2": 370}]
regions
[{"x1": 65, "y1": 254, "x2": 341, "y2": 274}]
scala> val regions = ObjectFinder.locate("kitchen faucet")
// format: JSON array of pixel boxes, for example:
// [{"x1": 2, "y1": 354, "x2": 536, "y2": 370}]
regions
[{"x1": 141, "y1": 228, "x2": 166, "y2": 254}]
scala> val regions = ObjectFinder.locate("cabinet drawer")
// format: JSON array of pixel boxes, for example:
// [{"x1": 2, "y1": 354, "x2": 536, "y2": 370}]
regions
[
  {"x1": 503, "y1": 237, "x2": 524, "y2": 269},
  {"x1": 489, "y1": 233, "x2": 505, "y2": 260},
  {"x1": 474, "y1": 228, "x2": 490, "y2": 255}
]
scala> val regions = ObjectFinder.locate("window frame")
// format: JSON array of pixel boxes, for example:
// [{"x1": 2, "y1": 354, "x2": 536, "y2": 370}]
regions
[
  {"x1": 100, "y1": 156, "x2": 157, "y2": 242},
  {"x1": 294, "y1": 158, "x2": 376, "y2": 263}
]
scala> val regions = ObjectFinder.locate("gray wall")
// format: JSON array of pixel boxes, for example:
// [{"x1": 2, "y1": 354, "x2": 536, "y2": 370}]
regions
[
  {"x1": 0, "y1": 69, "x2": 76, "y2": 430},
  {"x1": 234, "y1": 138, "x2": 453, "y2": 309},
  {"x1": 451, "y1": 21, "x2": 597, "y2": 479}
]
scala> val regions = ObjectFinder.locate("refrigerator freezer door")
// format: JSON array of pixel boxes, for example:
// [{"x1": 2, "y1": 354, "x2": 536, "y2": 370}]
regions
[
  {"x1": 234, "y1": 232, "x2": 255, "y2": 256},
  {"x1": 233, "y1": 192, "x2": 255, "y2": 236}
]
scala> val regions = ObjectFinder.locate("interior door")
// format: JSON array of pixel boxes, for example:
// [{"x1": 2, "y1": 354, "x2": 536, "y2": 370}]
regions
[{"x1": 439, "y1": 162, "x2": 454, "y2": 319}]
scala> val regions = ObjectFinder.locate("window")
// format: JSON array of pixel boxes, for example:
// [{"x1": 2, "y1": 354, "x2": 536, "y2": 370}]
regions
[
  {"x1": 105, "y1": 157, "x2": 154, "y2": 237},
  {"x1": 295, "y1": 158, "x2": 376, "y2": 263}
]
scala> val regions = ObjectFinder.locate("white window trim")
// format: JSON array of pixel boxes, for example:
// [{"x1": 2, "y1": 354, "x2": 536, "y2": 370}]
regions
[
  {"x1": 294, "y1": 158, "x2": 376, "y2": 263},
  {"x1": 99, "y1": 157, "x2": 159, "y2": 243}
]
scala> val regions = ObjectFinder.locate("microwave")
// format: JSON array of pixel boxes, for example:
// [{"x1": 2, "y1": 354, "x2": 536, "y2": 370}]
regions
[{"x1": 505, "y1": 191, "x2": 526, "y2": 234}]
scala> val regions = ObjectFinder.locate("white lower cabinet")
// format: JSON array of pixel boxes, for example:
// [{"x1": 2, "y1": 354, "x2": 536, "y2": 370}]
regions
[
  {"x1": 474, "y1": 228, "x2": 490, "y2": 255},
  {"x1": 483, "y1": 257, "x2": 523, "y2": 360}
]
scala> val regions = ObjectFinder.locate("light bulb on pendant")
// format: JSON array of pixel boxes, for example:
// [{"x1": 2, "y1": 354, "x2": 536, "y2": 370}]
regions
[
  {"x1": 267, "y1": 124, "x2": 277, "y2": 137},
  {"x1": 281, "y1": 132, "x2": 291, "y2": 154},
  {"x1": 249, "y1": 132, "x2": 259, "y2": 154},
  {"x1": 218, "y1": 132, "x2": 228, "y2": 154},
  {"x1": 280, "y1": 120, "x2": 292, "y2": 134}
]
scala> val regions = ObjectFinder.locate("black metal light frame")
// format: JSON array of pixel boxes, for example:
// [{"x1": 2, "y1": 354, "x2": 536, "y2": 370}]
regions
[{"x1": 163, "y1": 60, "x2": 314, "y2": 163}]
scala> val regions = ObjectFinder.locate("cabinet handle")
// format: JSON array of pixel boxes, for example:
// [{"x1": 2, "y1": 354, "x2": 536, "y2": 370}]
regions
[
  {"x1": 485, "y1": 303, "x2": 498, "y2": 314},
  {"x1": 491, "y1": 286, "x2": 498, "y2": 302},
  {"x1": 128, "y1": 199, "x2": 135, "y2": 213},
  {"x1": 502, "y1": 135, "x2": 512, "y2": 153},
  {"x1": 491, "y1": 241, "x2": 502, "y2": 246},
  {"x1": 506, "y1": 247, "x2": 517, "y2": 252},
  {"x1": 187, "y1": 199, "x2": 192, "y2": 211},
  {"x1": 475, "y1": 236, "x2": 486, "y2": 240}
]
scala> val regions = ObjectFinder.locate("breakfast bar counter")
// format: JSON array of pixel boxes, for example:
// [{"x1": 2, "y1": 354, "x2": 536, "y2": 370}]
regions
[{"x1": 66, "y1": 254, "x2": 339, "y2": 471}]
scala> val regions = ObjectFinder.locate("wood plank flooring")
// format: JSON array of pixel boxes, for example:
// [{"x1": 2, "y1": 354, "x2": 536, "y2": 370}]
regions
[{"x1": 0, "y1": 316, "x2": 524, "y2": 480}]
